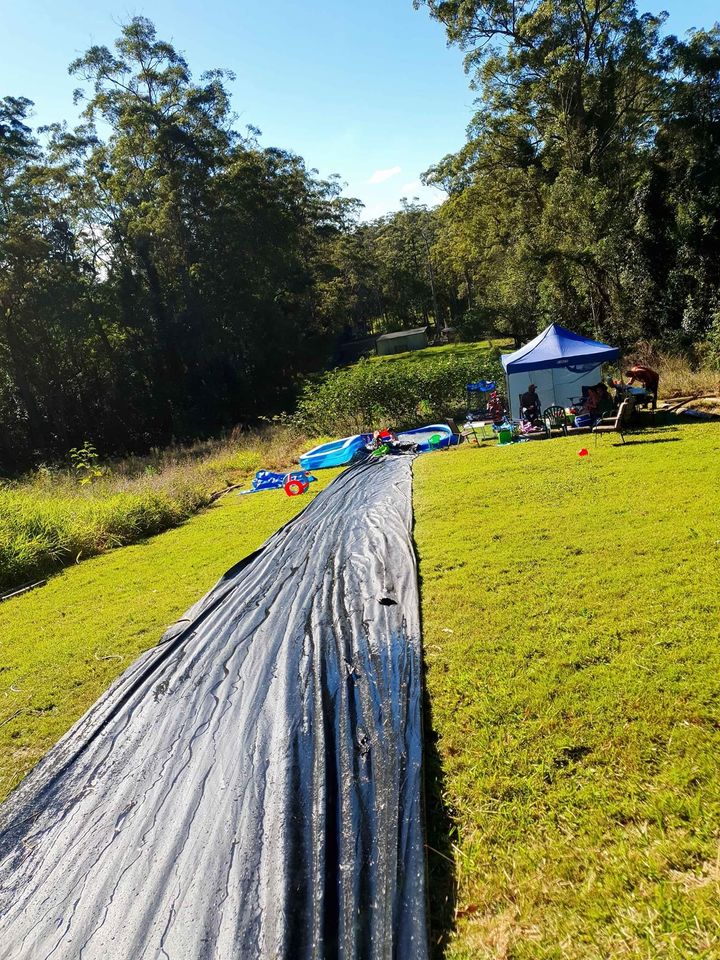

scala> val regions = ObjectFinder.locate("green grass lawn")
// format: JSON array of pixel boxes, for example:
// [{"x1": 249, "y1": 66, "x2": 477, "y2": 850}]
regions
[
  {"x1": 2, "y1": 416, "x2": 719, "y2": 958},
  {"x1": 0, "y1": 470, "x2": 341, "y2": 802},
  {"x1": 0, "y1": 427, "x2": 320, "y2": 596},
  {"x1": 414, "y1": 417, "x2": 720, "y2": 958},
  {"x1": 369, "y1": 338, "x2": 513, "y2": 365}
]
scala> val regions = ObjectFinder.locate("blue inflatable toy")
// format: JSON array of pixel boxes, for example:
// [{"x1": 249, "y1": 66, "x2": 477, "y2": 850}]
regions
[{"x1": 249, "y1": 469, "x2": 317, "y2": 495}]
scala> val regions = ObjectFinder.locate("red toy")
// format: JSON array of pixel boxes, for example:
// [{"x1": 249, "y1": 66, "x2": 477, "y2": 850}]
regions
[{"x1": 284, "y1": 477, "x2": 310, "y2": 496}]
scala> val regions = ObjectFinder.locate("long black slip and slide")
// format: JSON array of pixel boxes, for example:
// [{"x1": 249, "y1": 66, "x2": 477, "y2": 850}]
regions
[{"x1": 0, "y1": 456, "x2": 428, "y2": 960}]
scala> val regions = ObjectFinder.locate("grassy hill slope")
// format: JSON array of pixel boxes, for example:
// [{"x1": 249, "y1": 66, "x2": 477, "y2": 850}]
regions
[
  {"x1": 414, "y1": 418, "x2": 720, "y2": 958},
  {"x1": 3, "y1": 415, "x2": 719, "y2": 957}
]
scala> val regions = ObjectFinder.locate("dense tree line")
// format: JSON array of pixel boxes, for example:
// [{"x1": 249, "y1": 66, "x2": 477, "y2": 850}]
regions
[
  {"x1": 414, "y1": 0, "x2": 720, "y2": 350},
  {"x1": 0, "y1": 18, "x2": 361, "y2": 471},
  {"x1": 291, "y1": 0, "x2": 720, "y2": 352},
  {"x1": 3, "y1": 7, "x2": 720, "y2": 469}
]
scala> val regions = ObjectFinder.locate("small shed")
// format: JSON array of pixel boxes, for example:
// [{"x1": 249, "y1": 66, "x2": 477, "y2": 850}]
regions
[
  {"x1": 376, "y1": 326, "x2": 429, "y2": 357},
  {"x1": 502, "y1": 324, "x2": 619, "y2": 419}
]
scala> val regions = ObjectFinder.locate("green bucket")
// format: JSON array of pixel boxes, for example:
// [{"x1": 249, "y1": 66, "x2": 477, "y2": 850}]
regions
[{"x1": 497, "y1": 427, "x2": 513, "y2": 445}]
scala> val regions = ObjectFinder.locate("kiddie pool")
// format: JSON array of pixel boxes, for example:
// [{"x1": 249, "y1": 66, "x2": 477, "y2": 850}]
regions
[
  {"x1": 396, "y1": 423, "x2": 455, "y2": 452},
  {"x1": 299, "y1": 434, "x2": 372, "y2": 470}
]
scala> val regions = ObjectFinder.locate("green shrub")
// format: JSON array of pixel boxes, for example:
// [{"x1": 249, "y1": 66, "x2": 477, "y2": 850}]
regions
[{"x1": 293, "y1": 352, "x2": 504, "y2": 435}]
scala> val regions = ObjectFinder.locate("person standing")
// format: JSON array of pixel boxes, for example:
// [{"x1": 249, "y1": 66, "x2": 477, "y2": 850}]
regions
[
  {"x1": 625, "y1": 364, "x2": 659, "y2": 409},
  {"x1": 486, "y1": 390, "x2": 506, "y2": 423}
]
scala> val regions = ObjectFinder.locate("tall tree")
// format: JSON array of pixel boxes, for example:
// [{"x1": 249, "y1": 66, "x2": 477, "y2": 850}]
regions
[
  {"x1": 416, "y1": 0, "x2": 668, "y2": 343},
  {"x1": 0, "y1": 19, "x2": 363, "y2": 469}
]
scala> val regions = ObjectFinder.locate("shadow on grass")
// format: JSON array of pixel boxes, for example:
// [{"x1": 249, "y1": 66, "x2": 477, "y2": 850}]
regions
[
  {"x1": 422, "y1": 677, "x2": 457, "y2": 958},
  {"x1": 614, "y1": 436, "x2": 683, "y2": 446},
  {"x1": 653, "y1": 410, "x2": 720, "y2": 428}
]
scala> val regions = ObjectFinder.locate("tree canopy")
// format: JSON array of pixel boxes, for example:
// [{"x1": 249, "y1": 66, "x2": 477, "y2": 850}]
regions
[
  {"x1": 0, "y1": 19, "x2": 357, "y2": 469},
  {"x1": 414, "y1": 1, "x2": 720, "y2": 348}
]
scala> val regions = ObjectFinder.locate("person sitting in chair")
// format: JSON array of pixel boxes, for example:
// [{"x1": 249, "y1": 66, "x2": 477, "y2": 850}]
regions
[
  {"x1": 583, "y1": 386, "x2": 600, "y2": 420},
  {"x1": 520, "y1": 384, "x2": 541, "y2": 422},
  {"x1": 594, "y1": 381, "x2": 613, "y2": 417}
]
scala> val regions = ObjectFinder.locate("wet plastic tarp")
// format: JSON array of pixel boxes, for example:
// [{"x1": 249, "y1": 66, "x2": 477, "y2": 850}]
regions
[{"x1": 0, "y1": 457, "x2": 428, "y2": 960}]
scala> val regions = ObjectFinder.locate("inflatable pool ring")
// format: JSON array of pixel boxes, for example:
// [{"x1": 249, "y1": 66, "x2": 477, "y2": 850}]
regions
[{"x1": 284, "y1": 477, "x2": 310, "y2": 496}]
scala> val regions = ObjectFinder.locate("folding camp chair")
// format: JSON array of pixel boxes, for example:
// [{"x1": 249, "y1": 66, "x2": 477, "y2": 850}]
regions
[
  {"x1": 446, "y1": 418, "x2": 490, "y2": 445},
  {"x1": 592, "y1": 399, "x2": 632, "y2": 444}
]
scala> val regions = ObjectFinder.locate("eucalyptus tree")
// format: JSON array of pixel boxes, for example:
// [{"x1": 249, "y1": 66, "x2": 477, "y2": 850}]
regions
[
  {"x1": 0, "y1": 96, "x2": 46, "y2": 454},
  {"x1": 0, "y1": 97, "x2": 99, "y2": 463},
  {"x1": 417, "y1": 0, "x2": 668, "y2": 343},
  {"x1": 69, "y1": 19, "x2": 237, "y2": 417},
  {"x1": 65, "y1": 17, "x2": 352, "y2": 438},
  {"x1": 0, "y1": 18, "x2": 362, "y2": 467},
  {"x1": 654, "y1": 27, "x2": 720, "y2": 341}
]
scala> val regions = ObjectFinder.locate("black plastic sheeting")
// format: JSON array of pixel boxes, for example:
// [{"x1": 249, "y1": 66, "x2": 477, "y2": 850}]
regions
[{"x1": 0, "y1": 457, "x2": 428, "y2": 960}]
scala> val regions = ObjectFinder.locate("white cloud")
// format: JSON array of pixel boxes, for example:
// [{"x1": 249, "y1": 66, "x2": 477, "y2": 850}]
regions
[{"x1": 368, "y1": 165, "x2": 402, "y2": 185}]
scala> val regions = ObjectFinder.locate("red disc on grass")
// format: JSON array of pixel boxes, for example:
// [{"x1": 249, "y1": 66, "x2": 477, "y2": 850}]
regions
[
  {"x1": 578, "y1": 448, "x2": 589, "y2": 457},
  {"x1": 284, "y1": 478, "x2": 309, "y2": 497}
]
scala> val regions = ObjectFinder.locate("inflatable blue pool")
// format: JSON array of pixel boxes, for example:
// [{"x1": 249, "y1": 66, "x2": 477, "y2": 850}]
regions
[
  {"x1": 299, "y1": 434, "x2": 372, "y2": 470},
  {"x1": 396, "y1": 423, "x2": 455, "y2": 452}
]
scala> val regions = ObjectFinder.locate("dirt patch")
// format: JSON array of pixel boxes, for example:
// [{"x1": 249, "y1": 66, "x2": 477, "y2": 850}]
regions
[{"x1": 461, "y1": 905, "x2": 542, "y2": 959}]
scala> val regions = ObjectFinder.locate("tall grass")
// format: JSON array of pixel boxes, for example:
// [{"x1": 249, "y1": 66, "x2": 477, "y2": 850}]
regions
[
  {"x1": 0, "y1": 426, "x2": 313, "y2": 594},
  {"x1": 656, "y1": 354, "x2": 720, "y2": 398},
  {"x1": 628, "y1": 342, "x2": 720, "y2": 398},
  {"x1": 0, "y1": 484, "x2": 210, "y2": 594}
]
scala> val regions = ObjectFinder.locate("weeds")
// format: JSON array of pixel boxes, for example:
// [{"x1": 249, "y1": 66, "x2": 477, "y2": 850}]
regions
[
  {"x1": 627, "y1": 342, "x2": 720, "y2": 399},
  {"x1": 0, "y1": 426, "x2": 314, "y2": 593}
]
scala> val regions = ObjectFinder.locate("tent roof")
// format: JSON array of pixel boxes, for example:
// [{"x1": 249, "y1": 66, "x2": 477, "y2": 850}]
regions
[{"x1": 501, "y1": 323, "x2": 619, "y2": 373}]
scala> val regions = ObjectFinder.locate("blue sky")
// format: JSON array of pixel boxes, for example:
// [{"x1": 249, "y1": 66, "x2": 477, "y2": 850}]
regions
[{"x1": 2, "y1": 0, "x2": 718, "y2": 220}]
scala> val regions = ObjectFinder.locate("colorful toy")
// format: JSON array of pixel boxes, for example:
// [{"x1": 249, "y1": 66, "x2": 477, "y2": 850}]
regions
[
  {"x1": 248, "y1": 469, "x2": 317, "y2": 495},
  {"x1": 371, "y1": 444, "x2": 390, "y2": 458},
  {"x1": 284, "y1": 477, "x2": 310, "y2": 496}
]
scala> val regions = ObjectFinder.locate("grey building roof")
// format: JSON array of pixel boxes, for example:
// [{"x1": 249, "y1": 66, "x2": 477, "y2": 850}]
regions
[{"x1": 376, "y1": 326, "x2": 428, "y2": 342}]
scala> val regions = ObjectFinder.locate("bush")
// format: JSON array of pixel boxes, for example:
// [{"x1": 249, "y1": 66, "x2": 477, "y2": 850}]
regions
[
  {"x1": 454, "y1": 305, "x2": 496, "y2": 341},
  {"x1": 699, "y1": 313, "x2": 720, "y2": 373},
  {"x1": 292, "y1": 352, "x2": 504, "y2": 435}
]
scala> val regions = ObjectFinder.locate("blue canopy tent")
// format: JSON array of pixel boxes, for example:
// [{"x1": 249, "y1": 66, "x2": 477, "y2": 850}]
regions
[{"x1": 502, "y1": 324, "x2": 619, "y2": 419}]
